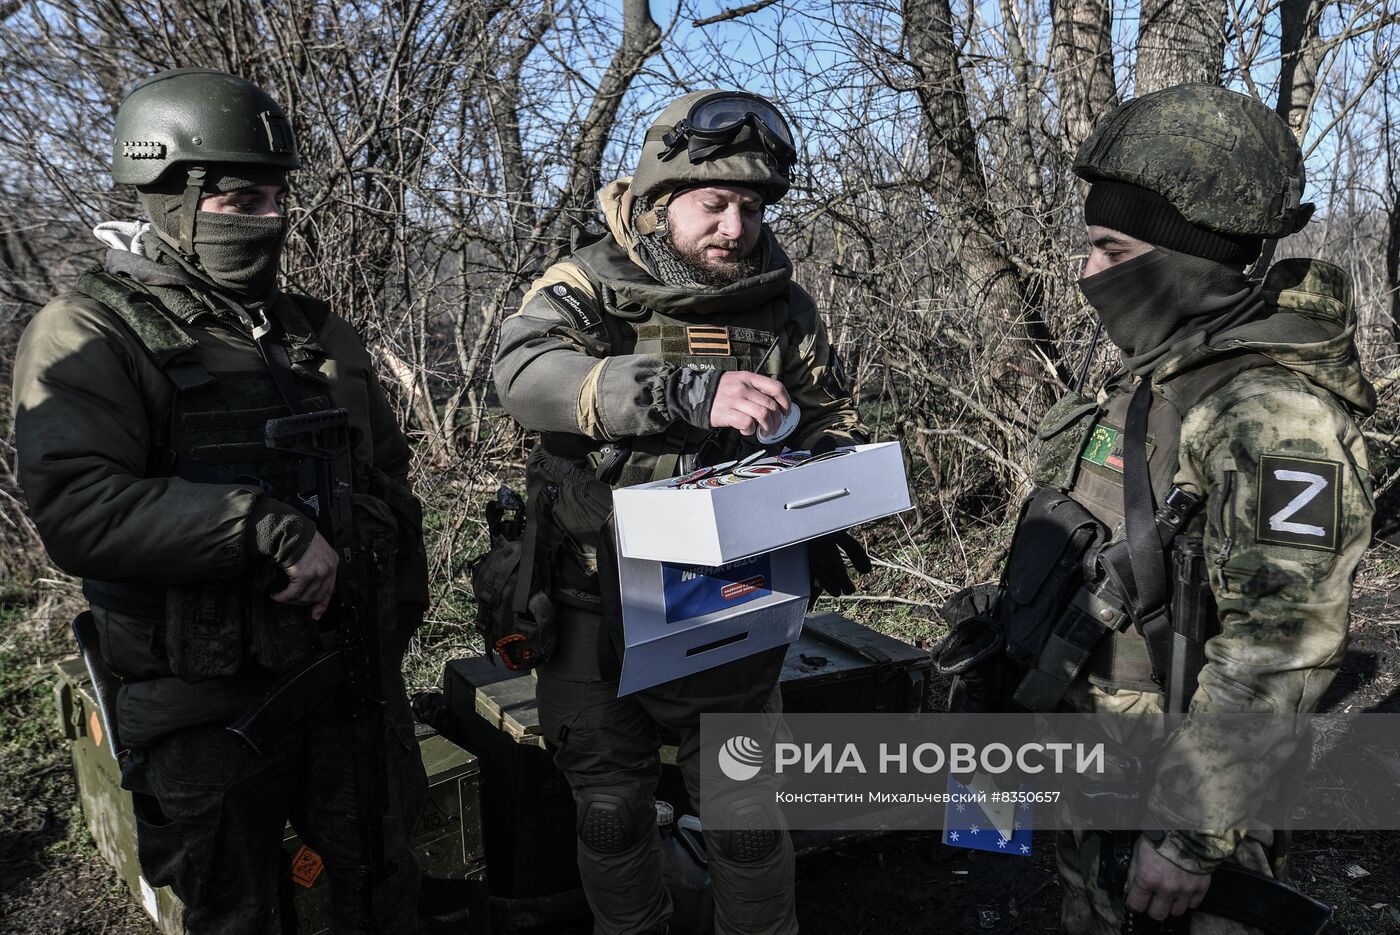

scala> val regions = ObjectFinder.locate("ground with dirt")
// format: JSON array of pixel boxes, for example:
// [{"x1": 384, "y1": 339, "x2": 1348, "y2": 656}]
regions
[{"x1": 2, "y1": 567, "x2": 1398, "y2": 934}]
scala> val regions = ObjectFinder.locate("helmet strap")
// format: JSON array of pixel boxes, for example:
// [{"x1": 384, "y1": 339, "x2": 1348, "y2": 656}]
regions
[
  {"x1": 178, "y1": 166, "x2": 207, "y2": 257},
  {"x1": 1245, "y1": 239, "x2": 1279, "y2": 283},
  {"x1": 634, "y1": 189, "x2": 673, "y2": 237}
]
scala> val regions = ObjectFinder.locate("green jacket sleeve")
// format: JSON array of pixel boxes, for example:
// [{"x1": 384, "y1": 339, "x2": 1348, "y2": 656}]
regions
[
  {"x1": 13, "y1": 295, "x2": 264, "y2": 584},
  {"x1": 494, "y1": 263, "x2": 688, "y2": 440},
  {"x1": 1147, "y1": 370, "x2": 1372, "y2": 873}
]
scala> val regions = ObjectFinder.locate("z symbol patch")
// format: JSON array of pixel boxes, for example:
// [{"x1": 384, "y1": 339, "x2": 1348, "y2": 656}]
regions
[{"x1": 1256, "y1": 454, "x2": 1341, "y2": 552}]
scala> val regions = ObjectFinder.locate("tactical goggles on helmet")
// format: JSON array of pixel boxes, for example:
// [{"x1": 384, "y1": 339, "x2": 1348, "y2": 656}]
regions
[{"x1": 659, "y1": 92, "x2": 798, "y2": 170}]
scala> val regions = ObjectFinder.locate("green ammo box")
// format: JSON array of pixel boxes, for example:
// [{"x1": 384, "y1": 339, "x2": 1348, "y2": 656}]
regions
[{"x1": 53, "y1": 657, "x2": 487, "y2": 934}]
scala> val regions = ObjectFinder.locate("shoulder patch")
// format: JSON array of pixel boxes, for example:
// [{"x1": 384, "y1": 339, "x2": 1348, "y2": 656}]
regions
[
  {"x1": 541, "y1": 281, "x2": 603, "y2": 333},
  {"x1": 1255, "y1": 454, "x2": 1341, "y2": 552}
]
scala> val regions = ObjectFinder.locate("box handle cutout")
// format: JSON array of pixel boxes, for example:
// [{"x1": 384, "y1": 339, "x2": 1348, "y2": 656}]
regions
[
  {"x1": 785, "y1": 489, "x2": 850, "y2": 510},
  {"x1": 685, "y1": 631, "x2": 750, "y2": 656}
]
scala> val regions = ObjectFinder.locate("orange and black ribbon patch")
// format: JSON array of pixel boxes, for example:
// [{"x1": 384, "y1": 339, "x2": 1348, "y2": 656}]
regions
[{"x1": 686, "y1": 325, "x2": 732, "y2": 356}]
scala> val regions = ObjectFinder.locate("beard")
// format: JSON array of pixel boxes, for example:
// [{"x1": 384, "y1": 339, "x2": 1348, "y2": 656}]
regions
[{"x1": 669, "y1": 234, "x2": 761, "y2": 287}]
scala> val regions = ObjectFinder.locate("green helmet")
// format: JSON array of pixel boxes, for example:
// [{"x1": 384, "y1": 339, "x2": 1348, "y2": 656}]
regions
[
  {"x1": 112, "y1": 68, "x2": 300, "y2": 187},
  {"x1": 1074, "y1": 84, "x2": 1313, "y2": 241},
  {"x1": 631, "y1": 90, "x2": 797, "y2": 204}
]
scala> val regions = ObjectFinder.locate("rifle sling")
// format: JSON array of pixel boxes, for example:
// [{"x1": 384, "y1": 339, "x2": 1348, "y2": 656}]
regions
[
  {"x1": 225, "y1": 649, "x2": 347, "y2": 756},
  {"x1": 1123, "y1": 379, "x2": 1174, "y2": 685}
]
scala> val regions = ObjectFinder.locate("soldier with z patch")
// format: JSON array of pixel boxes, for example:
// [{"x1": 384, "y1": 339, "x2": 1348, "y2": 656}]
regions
[{"x1": 936, "y1": 84, "x2": 1375, "y2": 934}]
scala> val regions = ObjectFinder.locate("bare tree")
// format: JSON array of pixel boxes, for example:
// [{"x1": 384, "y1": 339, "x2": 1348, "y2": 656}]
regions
[
  {"x1": 1051, "y1": 0, "x2": 1119, "y2": 152},
  {"x1": 1136, "y1": 0, "x2": 1225, "y2": 91}
]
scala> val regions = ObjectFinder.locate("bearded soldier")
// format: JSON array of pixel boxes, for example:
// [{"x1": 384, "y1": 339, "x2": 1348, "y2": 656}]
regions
[
  {"x1": 938, "y1": 84, "x2": 1373, "y2": 931},
  {"x1": 492, "y1": 91, "x2": 868, "y2": 934},
  {"x1": 13, "y1": 70, "x2": 430, "y2": 932}
]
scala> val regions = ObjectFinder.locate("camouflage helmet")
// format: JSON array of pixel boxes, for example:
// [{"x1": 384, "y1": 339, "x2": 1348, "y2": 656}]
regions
[
  {"x1": 1074, "y1": 84, "x2": 1313, "y2": 242},
  {"x1": 631, "y1": 90, "x2": 796, "y2": 204},
  {"x1": 112, "y1": 68, "x2": 300, "y2": 187}
]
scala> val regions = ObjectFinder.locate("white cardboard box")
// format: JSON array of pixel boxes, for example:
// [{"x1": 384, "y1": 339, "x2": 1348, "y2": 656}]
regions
[
  {"x1": 616, "y1": 544, "x2": 809, "y2": 695},
  {"x1": 612, "y1": 442, "x2": 912, "y2": 566}
]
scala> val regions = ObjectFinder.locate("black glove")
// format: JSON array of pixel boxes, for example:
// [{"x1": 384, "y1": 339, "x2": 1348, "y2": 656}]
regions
[{"x1": 807, "y1": 530, "x2": 872, "y2": 599}]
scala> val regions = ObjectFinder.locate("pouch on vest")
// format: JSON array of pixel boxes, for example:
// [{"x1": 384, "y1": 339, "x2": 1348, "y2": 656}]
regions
[
  {"x1": 367, "y1": 466, "x2": 430, "y2": 616},
  {"x1": 164, "y1": 584, "x2": 248, "y2": 681},
  {"x1": 998, "y1": 487, "x2": 1107, "y2": 666},
  {"x1": 469, "y1": 483, "x2": 559, "y2": 670}
]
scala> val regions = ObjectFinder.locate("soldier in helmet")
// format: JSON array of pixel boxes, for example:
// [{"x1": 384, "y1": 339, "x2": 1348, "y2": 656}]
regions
[
  {"x1": 13, "y1": 69, "x2": 431, "y2": 932},
  {"x1": 937, "y1": 84, "x2": 1374, "y2": 931},
  {"x1": 492, "y1": 90, "x2": 868, "y2": 933}
]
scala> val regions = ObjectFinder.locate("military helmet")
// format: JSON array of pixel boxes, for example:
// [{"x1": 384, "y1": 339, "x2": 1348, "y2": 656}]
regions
[
  {"x1": 112, "y1": 68, "x2": 300, "y2": 187},
  {"x1": 1074, "y1": 84, "x2": 1313, "y2": 241},
  {"x1": 632, "y1": 90, "x2": 797, "y2": 203}
]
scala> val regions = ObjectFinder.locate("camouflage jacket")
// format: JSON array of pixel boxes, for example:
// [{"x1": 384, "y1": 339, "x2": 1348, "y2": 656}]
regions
[
  {"x1": 493, "y1": 178, "x2": 865, "y2": 453},
  {"x1": 1035, "y1": 259, "x2": 1375, "y2": 873}
]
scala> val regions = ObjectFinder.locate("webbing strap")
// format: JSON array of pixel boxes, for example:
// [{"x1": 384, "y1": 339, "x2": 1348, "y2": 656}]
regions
[
  {"x1": 1013, "y1": 587, "x2": 1129, "y2": 711},
  {"x1": 179, "y1": 167, "x2": 207, "y2": 257},
  {"x1": 208, "y1": 292, "x2": 305, "y2": 415},
  {"x1": 512, "y1": 473, "x2": 550, "y2": 616},
  {"x1": 1123, "y1": 379, "x2": 1173, "y2": 682}
]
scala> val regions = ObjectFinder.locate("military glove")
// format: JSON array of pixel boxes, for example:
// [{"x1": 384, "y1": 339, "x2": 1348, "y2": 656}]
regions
[{"x1": 807, "y1": 531, "x2": 871, "y2": 599}]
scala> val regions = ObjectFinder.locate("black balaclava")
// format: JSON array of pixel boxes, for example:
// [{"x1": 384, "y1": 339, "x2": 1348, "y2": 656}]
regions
[
  {"x1": 138, "y1": 164, "x2": 289, "y2": 300},
  {"x1": 631, "y1": 188, "x2": 763, "y2": 290},
  {"x1": 1081, "y1": 181, "x2": 1266, "y2": 374}
]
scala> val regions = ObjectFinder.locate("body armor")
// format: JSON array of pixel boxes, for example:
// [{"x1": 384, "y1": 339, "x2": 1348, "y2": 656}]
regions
[{"x1": 74, "y1": 269, "x2": 332, "y2": 680}]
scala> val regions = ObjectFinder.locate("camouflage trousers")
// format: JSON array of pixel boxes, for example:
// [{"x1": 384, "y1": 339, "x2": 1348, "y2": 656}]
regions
[
  {"x1": 1056, "y1": 830, "x2": 1277, "y2": 935},
  {"x1": 120, "y1": 694, "x2": 428, "y2": 934},
  {"x1": 535, "y1": 602, "x2": 797, "y2": 935},
  {"x1": 1056, "y1": 681, "x2": 1280, "y2": 935}
]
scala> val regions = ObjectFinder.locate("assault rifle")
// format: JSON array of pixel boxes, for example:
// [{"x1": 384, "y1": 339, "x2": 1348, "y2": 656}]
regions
[
  {"x1": 1097, "y1": 830, "x2": 1332, "y2": 935},
  {"x1": 227, "y1": 408, "x2": 392, "y2": 919}
]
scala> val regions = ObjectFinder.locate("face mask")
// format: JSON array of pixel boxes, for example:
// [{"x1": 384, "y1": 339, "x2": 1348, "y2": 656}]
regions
[
  {"x1": 1078, "y1": 246, "x2": 1252, "y2": 370},
  {"x1": 191, "y1": 212, "x2": 288, "y2": 298}
]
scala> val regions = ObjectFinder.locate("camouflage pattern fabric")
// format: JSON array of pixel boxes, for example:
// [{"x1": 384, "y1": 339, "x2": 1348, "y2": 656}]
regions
[
  {"x1": 492, "y1": 174, "x2": 858, "y2": 935},
  {"x1": 1074, "y1": 85, "x2": 1312, "y2": 239},
  {"x1": 1027, "y1": 259, "x2": 1373, "y2": 916},
  {"x1": 1055, "y1": 825, "x2": 1275, "y2": 935}
]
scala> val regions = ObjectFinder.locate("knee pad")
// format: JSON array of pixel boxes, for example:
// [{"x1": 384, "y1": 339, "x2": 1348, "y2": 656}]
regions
[
  {"x1": 576, "y1": 787, "x2": 648, "y2": 855},
  {"x1": 712, "y1": 800, "x2": 781, "y2": 863}
]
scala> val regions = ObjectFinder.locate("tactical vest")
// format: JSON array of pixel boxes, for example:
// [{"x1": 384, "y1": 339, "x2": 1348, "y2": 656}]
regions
[
  {"x1": 544, "y1": 232, "x2": 795, "y2": 487},
  {"x1": 1026, "y1": 353, "x2": 1272, "y2": 693},
  {"x1": 73, "y1": 269, "x2": 333, "y2": 681}
]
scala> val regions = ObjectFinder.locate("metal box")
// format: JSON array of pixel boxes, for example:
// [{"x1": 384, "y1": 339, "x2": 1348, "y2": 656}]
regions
[{"x1": 54, "y1": 657, "x2": 486, "y2": 933}]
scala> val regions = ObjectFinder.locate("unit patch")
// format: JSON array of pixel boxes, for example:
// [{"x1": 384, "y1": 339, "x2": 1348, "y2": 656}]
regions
[
  {"x1": 1079, "y1": 422, "x2": 1152, "y2": 477},
  {"x1": 686, "y1": 325, "x2": 732, "y2": 356},
  {"x1": 542, "y1": 282, "x2": 603, "y2": 333},
  {"x1": 1256, "y1": 454, "x2": 1341, "y2": 552}
]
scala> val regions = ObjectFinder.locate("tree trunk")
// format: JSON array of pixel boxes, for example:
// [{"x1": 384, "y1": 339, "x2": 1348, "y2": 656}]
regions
[
  {"x1": 1051, "y1": 0, "x2": 1119, "y2": 155},
  {"x1": 557, "y1": 0, "x2": 662, "y2": 229},
  {"x1": 902, "y1": 0, "x2": 1067, "y2": 399},
  {"x1": 1135, "y1": 0, "x2": 1224, "y2": 93},
  {"x1": 1276, "y1": 0, "x2": 1326, "y2": 140}
]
